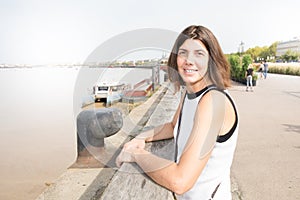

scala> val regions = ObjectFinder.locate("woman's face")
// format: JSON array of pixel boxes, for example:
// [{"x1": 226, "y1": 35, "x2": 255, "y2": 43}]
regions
[{"x1": 177, "y1": 39, "x2": 209, "y2": 87}]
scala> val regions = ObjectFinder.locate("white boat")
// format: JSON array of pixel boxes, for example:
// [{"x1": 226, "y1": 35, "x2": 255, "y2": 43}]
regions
[{"x1": 93, "y1": 82, "x2": 128, "y2": 105}]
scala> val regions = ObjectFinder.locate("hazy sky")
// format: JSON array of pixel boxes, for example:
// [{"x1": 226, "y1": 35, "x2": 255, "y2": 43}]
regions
[{"x1": 1, "y1": 0, "x2": 300, "y2": 65}]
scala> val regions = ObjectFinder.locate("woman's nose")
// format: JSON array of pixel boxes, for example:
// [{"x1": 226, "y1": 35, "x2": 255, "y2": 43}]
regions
[{"x1": 185, "y1": 54, "x2": 195, "y2": 65}]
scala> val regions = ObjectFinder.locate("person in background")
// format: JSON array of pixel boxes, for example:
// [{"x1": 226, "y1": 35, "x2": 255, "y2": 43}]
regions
[
  {"x1": 263, "y1": 61, "x2": 268, "y2": 79},
  {"x1": 245, "y1": 64, "x2": 254, "y2": 92},
  {"x1": 259, "y1": 61, "x2": 264, "y2": 79},
  {"x1": 116, "y1": 25, "x2": 239, "y2": 199}
]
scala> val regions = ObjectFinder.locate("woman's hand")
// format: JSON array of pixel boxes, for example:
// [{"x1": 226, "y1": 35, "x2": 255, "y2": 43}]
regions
[
  {"x1": 116, "y1": 138, "x2": 146, "y2": 168},
  {"x1": 124, "y1": 138, "x2": 146, "y2": 150},
  {"x1": 116, "y1": 147, "x2": 135, "y2": 168}
]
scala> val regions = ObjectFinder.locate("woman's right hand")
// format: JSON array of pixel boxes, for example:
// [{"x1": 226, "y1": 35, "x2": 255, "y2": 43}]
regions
[
  {"x1": 116, "y1": 138, "x2": 146, "y2": 168},
  {"x1": 123, "y1": 138, "x2": 146, "y2": 150}
]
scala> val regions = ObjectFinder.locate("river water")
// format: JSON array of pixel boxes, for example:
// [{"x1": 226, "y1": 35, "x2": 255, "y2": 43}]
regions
[{"x1": 0, "y1": 66, "x2": 158, "y2": 200}]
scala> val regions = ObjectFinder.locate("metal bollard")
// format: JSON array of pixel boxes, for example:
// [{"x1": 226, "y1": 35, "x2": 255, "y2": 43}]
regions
[{"x1": 72, "y1": 108, "x2": 123, "y2": 168}]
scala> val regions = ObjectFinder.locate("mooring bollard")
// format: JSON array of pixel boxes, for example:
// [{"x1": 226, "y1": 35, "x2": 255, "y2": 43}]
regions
[{"x1": 72, "y1": 108, "x2": 123, "y2": 168}]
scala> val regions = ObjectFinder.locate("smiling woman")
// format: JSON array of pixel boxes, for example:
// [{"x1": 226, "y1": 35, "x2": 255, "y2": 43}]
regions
[
  {"x1": 116, "y1": 25, "x2": 239, "y2": 200},
  {"x1": 168, "y1": 25, "x2": 231, "y2": 92},
  {"x1": 176, "y1": 39, "x2": 210, "y2": 87}
]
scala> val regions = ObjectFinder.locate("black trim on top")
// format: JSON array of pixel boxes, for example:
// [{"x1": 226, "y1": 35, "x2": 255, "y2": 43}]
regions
[
  {"x1": 198, "y1": 87, "x2": 238, "y2": 143},
  {"x1": 187, "y1": 86, "x2": 208, "y2": 99},
  {"x1": 216, "y1": 92, "x2": 238, "y2": 143},
  {"x1": 186, "y1": 85, "x2": 215, "y2": 100}
]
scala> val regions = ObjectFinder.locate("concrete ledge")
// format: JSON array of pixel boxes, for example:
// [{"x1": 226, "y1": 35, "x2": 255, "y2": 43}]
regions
[
  {"x1": 100, "y1": 164, "x2": 173, "y2": 200},
  {"x1": 36, "y1": 168, "x2": 115, "y2": 200}
]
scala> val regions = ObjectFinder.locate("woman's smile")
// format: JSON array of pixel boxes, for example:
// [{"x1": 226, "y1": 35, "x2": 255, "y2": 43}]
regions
[{"x1": 183, "y1": 68, "x2": 199, "y2": 74}]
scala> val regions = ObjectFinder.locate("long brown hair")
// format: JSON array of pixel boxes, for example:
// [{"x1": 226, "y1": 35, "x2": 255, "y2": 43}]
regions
[{"x1": 168, "y1": 25, "x2": 231, "y2": 90}]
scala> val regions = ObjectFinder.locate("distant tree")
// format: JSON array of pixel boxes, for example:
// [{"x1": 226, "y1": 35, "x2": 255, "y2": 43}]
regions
[
  {"x1": 245, "y1": 46, "x2": 263, "y2": 61},
  {"x1": 259, "y1": 46, "x2": 270, "y2": 61},
  {"x1": 281, "y1": 50, "x2": 299, "y2": 62},
  {"x1": 135, "y1": 60, "x2": 144, "y2": 66},
  {"x1": 245, "y1": 42, "x2": 277, "y2": 62},
  {"x1": 268, "y1": 42, "x2": 278, "y2": 56},
  {"x1": 122, "y1": 61, "x2": 129, "y2": 66}
]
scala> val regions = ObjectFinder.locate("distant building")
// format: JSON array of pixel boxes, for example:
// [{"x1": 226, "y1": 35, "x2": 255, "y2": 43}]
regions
[{"x1": 276, "y1": 38, "x2": 300, "y2": 57}]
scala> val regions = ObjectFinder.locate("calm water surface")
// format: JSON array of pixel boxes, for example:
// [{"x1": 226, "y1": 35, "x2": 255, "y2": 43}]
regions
[{"x1": 0, "y1": 66, "x2": 154, "y2": 200}]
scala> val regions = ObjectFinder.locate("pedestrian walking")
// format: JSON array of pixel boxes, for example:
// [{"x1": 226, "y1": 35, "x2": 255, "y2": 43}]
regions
[
  {"x1": 263, "y1": 61, "x2": 268, "y2": 79},
  {"x1": 245, "y1": 64, "x2": 254, "y2": 92},
  {"x1": 259, "y1": 62, "x2": 264, "y2": 79}
]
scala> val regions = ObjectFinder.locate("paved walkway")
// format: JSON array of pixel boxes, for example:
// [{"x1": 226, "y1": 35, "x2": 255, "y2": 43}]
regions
[{"x1": 229, "y1": 73, "x2": 300, "y2": 200}]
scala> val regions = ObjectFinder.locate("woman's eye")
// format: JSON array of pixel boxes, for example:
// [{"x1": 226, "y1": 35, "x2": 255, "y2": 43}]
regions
[
  {"x1": 196, "y1": 51, "x2": 204, "y2": 56},
  {"x1": 178, "y1": 51, "x2": 187, "y2": 56}
]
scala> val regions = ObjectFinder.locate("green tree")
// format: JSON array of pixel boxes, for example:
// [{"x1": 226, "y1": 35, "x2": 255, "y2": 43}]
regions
[
  {"x1": 259, "y1": 46, "x2": 270, "y2": 61},
  {"x1": 245, "y1": 46, "x2": 263, "y2": 61},
  {"x1": 122, "y1": 61, "x2": 129, "y2": 66},
  {"x1": 268, "y1": 42, "x2": 278, "y2": 56},
  {"x1": 242, "y1": 54, "x2": 253, "y2": 71},
  {"x1": 281, "y1": 50, "x2": 300, "y2": 62},
  {"x1": 245, "y1": 42, "x2": 277, "y2": 62}
]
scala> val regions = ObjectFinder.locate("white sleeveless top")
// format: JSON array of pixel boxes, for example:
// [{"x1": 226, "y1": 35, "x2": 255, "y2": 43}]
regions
[{"x1": 174, "y1": 86, "x2": 239, "y2": 200}]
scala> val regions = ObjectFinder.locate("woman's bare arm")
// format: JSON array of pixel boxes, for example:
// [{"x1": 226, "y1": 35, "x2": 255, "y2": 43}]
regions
[{"x1": 118, "y1": 90, "x2": 234, "y2": 194}]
